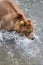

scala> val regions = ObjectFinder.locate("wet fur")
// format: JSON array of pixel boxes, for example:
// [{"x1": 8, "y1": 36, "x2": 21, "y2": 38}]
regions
[{"x1": 0, "y1": 0, "x2": 33, "y2": 39}]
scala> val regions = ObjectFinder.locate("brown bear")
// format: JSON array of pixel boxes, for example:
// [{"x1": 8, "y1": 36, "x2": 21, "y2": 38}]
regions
[{"x1": 0, "y1": 0, "x2": 34, "y2": 40}]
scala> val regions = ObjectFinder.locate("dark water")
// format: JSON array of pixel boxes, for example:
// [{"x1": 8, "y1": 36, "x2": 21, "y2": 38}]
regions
[{"x1": 0, "y1": 0, "x2": 43, "y2": 65}]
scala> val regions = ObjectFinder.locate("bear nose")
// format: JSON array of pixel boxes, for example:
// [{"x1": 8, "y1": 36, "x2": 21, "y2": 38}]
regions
[
  {"x1": 29, "y1": 33, "x2": 35, "y2": 40},
  {"x1": 31, "y1": 37, "x2": 35, "y2": 40}
]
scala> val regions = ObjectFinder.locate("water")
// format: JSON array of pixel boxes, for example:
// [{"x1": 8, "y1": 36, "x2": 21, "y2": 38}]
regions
[{"x1": 0, "y1": 0, "x2": 43, "y2": 65}]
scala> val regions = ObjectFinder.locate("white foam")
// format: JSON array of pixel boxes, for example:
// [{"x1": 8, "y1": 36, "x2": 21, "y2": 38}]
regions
[
  {"x1": 34, "y1": 33, "x2": 41, "y2": 43},
  {"x1": 15, "y1": 33, "x2": 40, "y2": 58},
  {"x1": 0, "y1": 32, "x2": 3, "y2": 41},
  {"x1": 15, "y1": 35, "x2": 32, "y2": 46}
]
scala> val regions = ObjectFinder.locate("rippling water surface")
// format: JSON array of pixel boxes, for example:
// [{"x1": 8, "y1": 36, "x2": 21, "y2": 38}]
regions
[{"x1": 0, "y1": 0, "x2": 43, "y2": 65}]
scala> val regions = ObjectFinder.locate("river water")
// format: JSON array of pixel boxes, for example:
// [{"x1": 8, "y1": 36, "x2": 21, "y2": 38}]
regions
[{"x1": 0, "y1": 0, "x2": 43, "y2": 65}]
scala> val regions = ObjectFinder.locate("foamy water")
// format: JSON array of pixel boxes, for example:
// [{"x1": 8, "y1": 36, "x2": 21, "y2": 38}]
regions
[{"x1": 0, "y1": 30, "x2": 40, "y2": 58}]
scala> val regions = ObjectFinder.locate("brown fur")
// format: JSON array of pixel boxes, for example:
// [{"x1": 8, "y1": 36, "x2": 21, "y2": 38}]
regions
[{"x1": 0, "y1": 0, "x2": 34, "y2": 39}]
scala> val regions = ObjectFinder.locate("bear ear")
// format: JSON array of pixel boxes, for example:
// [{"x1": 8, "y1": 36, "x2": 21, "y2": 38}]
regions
[
  {"x1": 20, "y1": 21, "x2": 24, "y2": 25},
  {"x1": 27, "y1": 18, "x2": 31, "y2": 23}
]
